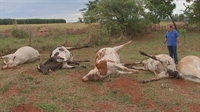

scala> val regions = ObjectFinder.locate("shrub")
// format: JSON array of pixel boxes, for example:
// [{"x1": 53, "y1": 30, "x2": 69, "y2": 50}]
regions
[{"x1": 11, "y1": 28, "x2": 29, "y2": 38}]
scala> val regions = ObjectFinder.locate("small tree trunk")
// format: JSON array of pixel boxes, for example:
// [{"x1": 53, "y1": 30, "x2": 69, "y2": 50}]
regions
[{"x1": 169, "y1": 15, "x2": 177, "y2": 30}]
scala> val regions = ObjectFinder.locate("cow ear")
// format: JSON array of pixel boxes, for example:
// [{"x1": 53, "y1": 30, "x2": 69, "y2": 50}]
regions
[
  {"x1": 13, "y1": 56, "x2": 16, "y2": 61},
  {"x1": 96, "y1": 60, "x2": 107, "y2": 75}
]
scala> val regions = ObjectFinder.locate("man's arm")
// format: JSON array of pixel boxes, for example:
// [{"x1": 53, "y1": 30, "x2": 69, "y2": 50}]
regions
[
  {"x1": 163, "y1": 38, "x2": 167, "y2": 45},
  {"x1": 177, "y1": 36, "x2": 180, "y2": 46}
]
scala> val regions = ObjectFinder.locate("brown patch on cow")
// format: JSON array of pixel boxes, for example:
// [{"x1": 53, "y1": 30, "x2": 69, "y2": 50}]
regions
[
  {"x1": 96, "y1": 60, "x2": 107, "y2": 75},
  {"x1": 58, "y1": 47, "x2": 65, "y2": 51},
  {"x1": 95, "y1": 49, "x2": 106, "y2": 62},
  {"x1": 54, "y1": 52, "x2": 59, "y2": 57},
  {"x1": 10, "y1": 104, "x2": 42, "y2": 112},
  {"x1": 107, "y1": 76, "x2": 143, "y2": 104}
]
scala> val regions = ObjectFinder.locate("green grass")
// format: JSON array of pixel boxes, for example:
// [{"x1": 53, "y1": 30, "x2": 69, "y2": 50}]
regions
[
  {"x1": 0, "y1": 26, "x2": 199, "y2": 111},
  {"x1": 37, "y1": 103, "x2": 58, "y2": 112},
  {"x1": 0, "y1": 35, "x2": 80, "y2": 55}
]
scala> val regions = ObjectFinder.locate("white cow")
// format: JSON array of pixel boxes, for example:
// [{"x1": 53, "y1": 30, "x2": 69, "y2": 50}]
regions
[
  {"x1": 82, "y1": 40, "x2": 138, "y2": 82},
  {"x1": 37, "y1": 45, "x2": 89, "y2": 74},
  {"x1": 124, "y1": 51, "x2": 178, "y2": 83},
  {"x1": 1, "y1": 46, "x2": 40, "y2": 70},
  {"x1": 178, "y1": 55, "x2": 200, "y2": 83}
]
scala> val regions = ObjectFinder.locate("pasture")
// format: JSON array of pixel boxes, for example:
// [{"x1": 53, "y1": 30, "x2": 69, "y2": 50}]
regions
[{"x1": 0, "y1": 23, "x2": 200, "y2": 112}]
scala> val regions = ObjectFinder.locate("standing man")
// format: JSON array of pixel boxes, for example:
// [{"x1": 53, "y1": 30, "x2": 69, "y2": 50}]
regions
[{"x1": 163, "y1": 24, "x2": 180, "y2": 64}]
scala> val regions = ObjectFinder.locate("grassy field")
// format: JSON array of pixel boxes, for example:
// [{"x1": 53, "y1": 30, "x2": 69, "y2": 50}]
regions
[
  {"x1": 0, "y1": 23, "x2": 89, "y2": 31},
  {"x1": 0, "y1": 23, "x2": 200, "y2": 112}
]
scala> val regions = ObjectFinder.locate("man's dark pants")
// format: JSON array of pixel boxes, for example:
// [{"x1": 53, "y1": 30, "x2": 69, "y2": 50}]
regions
[{"x1": 167, "y1": 46, "x2": 178, "y2": 64}]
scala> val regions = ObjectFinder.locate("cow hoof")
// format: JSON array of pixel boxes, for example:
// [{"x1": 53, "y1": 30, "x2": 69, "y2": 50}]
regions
[
  {"x1": 81, "y1": 65, "x2": 87, "y2": 69},
  {"x1": 139, "y1": 80, "x2": 146, "y2": 84},
  {"x1": 134, "y1": 70, "x2": 139, "y2": 73},
  {"x1": 85, "y1": 60, "x2": 90, "y2": 62},
  {"x1": 75, "y1": 62, "x2": 80, "y2": 65}
]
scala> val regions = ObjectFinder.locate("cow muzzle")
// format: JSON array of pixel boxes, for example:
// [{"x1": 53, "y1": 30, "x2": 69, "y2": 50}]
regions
[
  {"x1": 167, "y1": 70, "x2": 179, "y2": 78},
  {"x1": 1, "y1": 65, "x2": 8, "y2": 70},
  {"x1": 82, "y1": 78, "x2": 88, "y2": 82}
]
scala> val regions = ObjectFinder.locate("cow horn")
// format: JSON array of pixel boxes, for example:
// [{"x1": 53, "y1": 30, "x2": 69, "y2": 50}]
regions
[{"x1": 3, "y1": 60, "x2": 8, "y2": 64}]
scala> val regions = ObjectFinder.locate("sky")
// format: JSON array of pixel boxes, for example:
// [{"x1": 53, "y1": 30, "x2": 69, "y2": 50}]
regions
[{"x1": 0, "y1": 0, "x2": 192, "y2": 23}]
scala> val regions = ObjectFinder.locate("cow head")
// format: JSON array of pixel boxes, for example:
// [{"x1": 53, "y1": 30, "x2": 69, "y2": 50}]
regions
[
  {"x1": 1, "y1": 54, "x2": 17, "y2": 70},
  {"x1": 37, "y1": 64, "x2": 50, "y2": 75},
  {"x1": 156, "y1": 56, "x2": 179, "y2": 78},
  {"x1": 82, "y1": 68, "x2": 100, "y2": 82},
  {"x1": 82, "y1": 60, "x2": 107, "y2": 82},
  {"x1": 37, "y1": 56, "x2": 65, "y2": 75}
]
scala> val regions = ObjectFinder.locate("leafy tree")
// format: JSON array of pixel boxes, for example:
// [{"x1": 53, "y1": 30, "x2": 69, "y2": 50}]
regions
[
  {"x1": 184, "y1": 0, "x2": 200, "y2": 24},
  {"x1": 178, "y1": 14, "x2": 185, "y2": 21},
  {"x1": 145, "y1": 0, "x2": 177, "y2": 29},
  {"x1": 78, "y1": 17, "x2": 83, "y2": 23},
  {"x1": 80, "y1": 0, "x2": 100, "y2": 23},
  {"x1": 80, "y1": 0, "x2": 150, "y2": 38}
]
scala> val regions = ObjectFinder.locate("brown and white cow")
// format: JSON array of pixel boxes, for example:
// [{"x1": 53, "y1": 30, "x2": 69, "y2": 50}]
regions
[
  {"x1": 1, "y1": 46, "x2": 40, "y2": 70},
  {"x1": 178, "y1": 55, "x2": 200, "y2": 83},
  {"x1": 82, "y1": 40, "x2": 138, "y2": 82},
  {"x1": 124, "y1": 51, "x2": 178, "y2": 83},
  {"x1": 37, "y1": 45, "x2": 89, "y2": 74}
]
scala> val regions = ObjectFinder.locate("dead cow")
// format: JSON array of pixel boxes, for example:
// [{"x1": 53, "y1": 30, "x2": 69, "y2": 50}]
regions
[
  {"x1": 1, "y1": 46, "x2": 40, "y2": 70},
  {"x1": 178, "y1": 56, "x2": 200, "y2": 83},
  {"x1": 37, "y1": 45, "x2": 89, "y2": 74},
  {"x1": 82, "y1": 40, "x2": 138, "y2": 82},
  {"x1": 124, "y1": 51, "x2": 178, "y2": 83}
]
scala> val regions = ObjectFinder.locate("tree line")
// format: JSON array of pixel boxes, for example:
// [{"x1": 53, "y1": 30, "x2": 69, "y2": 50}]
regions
[
  {"x1": 0, "y1": 19, "x2": 66, "y2": 25},
  {"x1": 79, "y1": 0, "x2": 200, "y2": 37}
]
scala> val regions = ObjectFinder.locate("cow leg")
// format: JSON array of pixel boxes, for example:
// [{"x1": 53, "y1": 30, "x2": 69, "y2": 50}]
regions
[
  {"x1": 67, "y1": 60, "x2": 80, "y2": 65},
  {"x1": 123, "y1": 61, "x2": 142, "y2": 66},
  {"x1": 113, "y1": 40, "x2": 133, "y2": 51},
  {"x1": 62, "y1": 62, "x2": 75, "y2": 69},
  {"x1": 130, "y1": 66, "x2": 147, "y2": 71},
  {"x1": 116, "y1": 70, "x2": 133, "y2": 75},
  {"x1": 140, "y1": 71, "x2": 170, "y2": 83},
  {"x1": 68, "y1": 60, "x2": 90, "y2": 65},
  {"x1": 1, "y1": 54, "x2": 11, "y2": 59},
  {"x1": 67, "y1": 60, "x2": 89, "y2": 68},
  {"x1": 113, "y1": 63, "x2": 138, "y2": 73},
  {"x1": 67, "y1": 45, "x2": 90, "y2": 51}
]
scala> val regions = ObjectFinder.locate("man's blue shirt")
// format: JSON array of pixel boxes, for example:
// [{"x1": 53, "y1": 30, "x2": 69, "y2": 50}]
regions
[{"x1": 165, "y1": 30, "x2": 179, "y2": 46}]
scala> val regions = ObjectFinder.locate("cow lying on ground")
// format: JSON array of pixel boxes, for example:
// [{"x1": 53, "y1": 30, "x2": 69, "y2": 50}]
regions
[
  {"x1": 124, "y1": 51, "x2": 178, "y2": 83},
  {"x1": 37, "y1": 45, "x2": 89, "y2": 74},
  {"x1": 82, "y1": 40, "x2": 138, "y2": 82},
  {"x1": 1, "y1": 46, "x2": 40, "y2": 70},
  {"x1": 177, "y1": 55, "x2": 200, "y2": 83}
]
